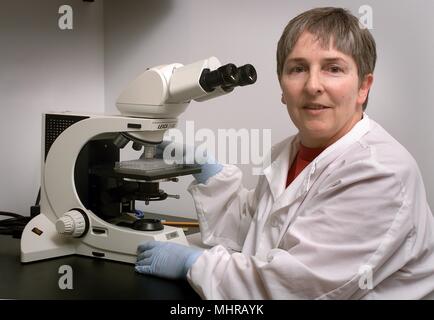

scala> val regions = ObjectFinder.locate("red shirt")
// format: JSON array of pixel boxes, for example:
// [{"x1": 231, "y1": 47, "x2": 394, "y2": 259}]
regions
[{"x1": 286, "y1": 144, "x2": 325, "y2": 188}]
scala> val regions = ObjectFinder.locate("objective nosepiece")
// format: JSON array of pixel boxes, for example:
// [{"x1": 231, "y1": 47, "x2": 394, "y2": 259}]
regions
[
  {"x1": 132, "y1": 142, "x2": 143, "y2": 151},
  {"x1": 113, "y1": 133, "x2": 130, "y2": 149}
]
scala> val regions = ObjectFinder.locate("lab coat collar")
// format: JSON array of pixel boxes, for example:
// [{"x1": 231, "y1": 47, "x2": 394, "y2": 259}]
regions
[
  {"x1": 263, "y1": 113, "x2": 371, "y2": 201},
  {"x1": 313, "y1": 113, "x2": 371, "y2": 171},
  {"x1": 263, "y1": 135, "x2": 299, "y2": 201}
]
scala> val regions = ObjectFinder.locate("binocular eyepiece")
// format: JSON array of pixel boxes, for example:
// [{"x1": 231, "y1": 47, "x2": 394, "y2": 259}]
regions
[{"x1": 199, "y1": 63, "x2": 257, "y2": 93}]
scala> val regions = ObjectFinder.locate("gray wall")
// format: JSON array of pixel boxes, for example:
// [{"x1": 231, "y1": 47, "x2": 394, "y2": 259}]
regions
[
  {"x1": 1, "y1": 0, "x2": 433, "y2": 220},
  {"x1": 104, "y1": 0, "x2": 434, "y2": 218},
  {"x1": 0, "y1": 0, "x2": 105, "y2": 215}
]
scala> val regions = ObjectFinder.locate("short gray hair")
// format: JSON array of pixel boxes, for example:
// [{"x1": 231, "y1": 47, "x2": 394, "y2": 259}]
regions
[{"x1": 276, "y1": 7, "x2": 377, "y2": 110}]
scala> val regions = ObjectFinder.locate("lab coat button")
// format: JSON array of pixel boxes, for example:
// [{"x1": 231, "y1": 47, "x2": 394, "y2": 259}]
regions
[{"x1": 269, "y1": 217, "x2": 279, "y2": 227}]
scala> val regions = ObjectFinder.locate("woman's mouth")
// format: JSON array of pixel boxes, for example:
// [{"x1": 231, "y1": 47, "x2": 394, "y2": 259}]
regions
[
  {"x1": 302, "y1": 104, "x2": 331, "y2": 115},
  {"x1": 303, "y1": 104, "x2": 330, "y2": 110}
]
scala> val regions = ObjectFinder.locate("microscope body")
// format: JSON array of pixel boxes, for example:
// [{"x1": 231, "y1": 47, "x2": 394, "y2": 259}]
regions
[
  {"x1": 20, "y1": 57, "x2": 257, "y2": 264},
  {"x1": 21, "y1": 113, "x2": 193, "y2": 263}
]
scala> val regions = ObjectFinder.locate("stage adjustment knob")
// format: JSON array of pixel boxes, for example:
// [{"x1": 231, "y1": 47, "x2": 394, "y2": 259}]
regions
[{"x1": 56, "y1": 209, "x2": 88, "y2": 237}]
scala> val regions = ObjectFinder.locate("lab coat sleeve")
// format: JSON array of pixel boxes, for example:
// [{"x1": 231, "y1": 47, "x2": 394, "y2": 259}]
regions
[
  {"x1": 187, "y1": 164, "x2": 260, "y2": 251},
  {"x1": 187, "y1": 156, "x2": 415, "y2": 299}
]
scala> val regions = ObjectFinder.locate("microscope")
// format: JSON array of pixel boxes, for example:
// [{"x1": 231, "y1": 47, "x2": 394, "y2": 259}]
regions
[{"x1": 20, "y1": 57, "x2": 257, "y2": 263}]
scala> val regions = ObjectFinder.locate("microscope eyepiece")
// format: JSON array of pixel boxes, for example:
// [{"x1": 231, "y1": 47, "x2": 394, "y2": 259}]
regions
[
  {"x1": 199, "y1": 62, "x2": 257, "y2": 93},
  {"x1": 199, "y1": 63, "x2": 240, "y2": 93},
  {"x1": 237, "y1": 64, "x2": 257, "y2": 86},
  {"x1": 219, "y1": 63, "x2": 239, "y2": 85}
]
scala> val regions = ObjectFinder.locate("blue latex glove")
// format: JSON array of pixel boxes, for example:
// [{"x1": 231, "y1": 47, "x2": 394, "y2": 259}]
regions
[
  {"x1": 135, "y1": 240, "x2": 203, "y2": 279},
  {"x1": 193, "y1": 162, "x2": 223, "y2": 184},
  {"x1": 155, "y1": 140, "x2": 223, "y2": 184}
]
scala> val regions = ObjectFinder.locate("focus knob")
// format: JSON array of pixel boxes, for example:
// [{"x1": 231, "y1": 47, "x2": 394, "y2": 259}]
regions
[{"x1": 56, "y1": 209, "x2": 88, "y2": 237}]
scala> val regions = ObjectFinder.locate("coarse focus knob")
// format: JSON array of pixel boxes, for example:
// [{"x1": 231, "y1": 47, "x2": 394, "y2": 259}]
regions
[{"x1": 56, "y1": 210, "x2": 87, "y2": 237}]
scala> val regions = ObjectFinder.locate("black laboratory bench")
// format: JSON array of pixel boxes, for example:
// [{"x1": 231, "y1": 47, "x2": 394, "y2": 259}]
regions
[{"x1": 0, "y1": 224, "x2": 202, "y2": 300}]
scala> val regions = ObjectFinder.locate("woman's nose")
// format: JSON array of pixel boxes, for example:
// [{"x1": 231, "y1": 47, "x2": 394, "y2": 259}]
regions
[{"x1": 304, "y1": 70, "x2": 324, "y2": 96}]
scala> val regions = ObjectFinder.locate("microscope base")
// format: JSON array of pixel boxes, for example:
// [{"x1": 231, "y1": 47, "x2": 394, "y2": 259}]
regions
[{"x1": 21, "y1": 213, "x2": 189, "y2": 264}]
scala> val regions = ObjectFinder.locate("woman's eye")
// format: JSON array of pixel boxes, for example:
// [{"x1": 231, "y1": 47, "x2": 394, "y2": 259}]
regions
[
  {"x1": 290, "y1": 66, "x2": 305, "y2": 73},
  {"x1": 327, "y1": 65, "x2": 343, "y2": 73}
]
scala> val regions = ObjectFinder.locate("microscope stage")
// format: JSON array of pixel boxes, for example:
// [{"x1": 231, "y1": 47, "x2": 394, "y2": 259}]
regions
[{"x1": 90, "y1": 159, "x2": 201, "y2": 181}]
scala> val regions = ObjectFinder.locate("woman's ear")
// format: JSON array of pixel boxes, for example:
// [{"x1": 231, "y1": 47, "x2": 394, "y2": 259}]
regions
[
  {"x1": 357, "y1": 74, "x2": 374, "y2": 106},
  {"x1": 281, "y1": 93, "x2": 286, "y2": 105}
]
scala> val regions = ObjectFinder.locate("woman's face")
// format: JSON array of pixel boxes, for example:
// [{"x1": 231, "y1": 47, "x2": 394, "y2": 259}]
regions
[{"x1": 280, "y1": 31, "x2": 373, "y2": 148}]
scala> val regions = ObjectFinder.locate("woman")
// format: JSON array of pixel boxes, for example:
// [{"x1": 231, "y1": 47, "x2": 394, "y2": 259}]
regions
[{"x1": 135, "y1": 7, "x2": 434, "y2": 300}]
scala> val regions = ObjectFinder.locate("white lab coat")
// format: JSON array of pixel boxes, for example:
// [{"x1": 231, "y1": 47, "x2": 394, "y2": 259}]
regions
[{"x1": 186, "y1": 114, "x2": 434, "y2": 299}]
